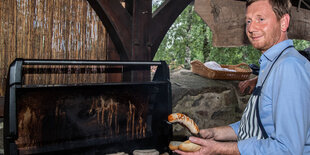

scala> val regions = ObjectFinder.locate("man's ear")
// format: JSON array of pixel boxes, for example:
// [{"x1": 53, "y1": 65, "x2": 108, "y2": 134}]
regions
[{"x1": 280, "y1": 14, "x2": 290, "y2": 32}]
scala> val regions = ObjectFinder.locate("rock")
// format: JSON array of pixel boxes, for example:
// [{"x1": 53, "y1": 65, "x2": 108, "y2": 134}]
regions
[{"x1": 170, "y1": 69, "x2": 251, "y2": 137}]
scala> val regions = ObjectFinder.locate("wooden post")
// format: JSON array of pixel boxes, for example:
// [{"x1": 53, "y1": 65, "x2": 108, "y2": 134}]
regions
[
  {"x1": 106, "y1": 34, "x2": 122, "y2": 83},
  {"x1": 130, "y1": 0, "x2": 152, "y2": 82}
]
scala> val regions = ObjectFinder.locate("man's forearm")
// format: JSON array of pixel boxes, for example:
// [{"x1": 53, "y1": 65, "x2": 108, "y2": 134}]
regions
[
  {"x1": 184, "y1": 136, "x2": 240, "y2": 155},
  {"x1": 212, "y1": 126, "x2": 238, "y2": 141},
  {"x1": 215, "y1": 141, "x2": 240, "y2": 155}
]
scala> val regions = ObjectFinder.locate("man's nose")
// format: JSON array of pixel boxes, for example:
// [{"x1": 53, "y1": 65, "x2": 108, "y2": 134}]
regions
[{"x1": 247, "y1": 22, "x2": 258, "y2": 32}]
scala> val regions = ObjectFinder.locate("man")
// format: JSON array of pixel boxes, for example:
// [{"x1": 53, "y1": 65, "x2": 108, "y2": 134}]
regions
[{"x1": 175, "y1": 0, "x2": 310, "y2": 154}]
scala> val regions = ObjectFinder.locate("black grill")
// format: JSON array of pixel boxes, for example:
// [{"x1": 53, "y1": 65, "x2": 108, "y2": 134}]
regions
[{"x1": 4, "y1": 59, "x2": 172, "y2": 154}]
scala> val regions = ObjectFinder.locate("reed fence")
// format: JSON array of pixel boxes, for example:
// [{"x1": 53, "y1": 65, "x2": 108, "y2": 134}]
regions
[{"x1": 0, "y1": 0, "x2": 109, "y2": 96}]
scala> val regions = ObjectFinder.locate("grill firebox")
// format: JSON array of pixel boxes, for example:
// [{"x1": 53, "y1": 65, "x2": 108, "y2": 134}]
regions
[{"x1": 4, "y1": 59, "x2": 172, "y2": 154}]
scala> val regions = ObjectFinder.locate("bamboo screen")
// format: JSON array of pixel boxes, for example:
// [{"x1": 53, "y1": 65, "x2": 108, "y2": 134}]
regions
[{"x1": 0, "y1": 0, "x2": 109, "y2": 97}]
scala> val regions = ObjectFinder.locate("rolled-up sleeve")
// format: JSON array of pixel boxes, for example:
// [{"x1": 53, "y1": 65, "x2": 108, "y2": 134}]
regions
[{"x1": 229, "y1": 121, "x2": 240, "y2": 136}]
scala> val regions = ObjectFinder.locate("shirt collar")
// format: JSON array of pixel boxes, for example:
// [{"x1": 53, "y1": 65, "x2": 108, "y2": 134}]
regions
[{"x1": 261, "y1": 40, "x2": 294, "y2": 62}]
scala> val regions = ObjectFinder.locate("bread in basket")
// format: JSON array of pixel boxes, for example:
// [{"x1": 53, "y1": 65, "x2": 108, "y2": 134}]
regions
[{"x1": 190, "y1": 60, "x2": 252, "y2": 80}]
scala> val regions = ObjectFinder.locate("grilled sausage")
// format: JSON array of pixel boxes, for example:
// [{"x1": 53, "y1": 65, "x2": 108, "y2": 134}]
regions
[{"x1": 168, "y1": 113, "x2": 199, "y2": 135}]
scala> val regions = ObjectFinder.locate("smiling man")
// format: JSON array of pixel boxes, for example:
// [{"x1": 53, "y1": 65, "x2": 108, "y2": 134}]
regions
[{"x1": 175, "y1": 0, "x2": 310, "y2": 154}]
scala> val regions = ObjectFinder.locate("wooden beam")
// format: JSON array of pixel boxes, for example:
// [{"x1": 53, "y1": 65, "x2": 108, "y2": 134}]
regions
[
  {"x1": 301, "y1": 0, "x2": 310, "y2": 9},
  {"x1": 132, "y1": 0, "x2": 152, "y2": 60},
  {"x1": 106, "y1": 34, "x2": 122, "y2": 83},
  {"x1": 0, "y1": 97, "x2": 3, "y2": 118},
  {"x1": 87, "y1": 0, "x2": 132, "y2": 60},
  {"x1": 195, "y1": 0, "x2": 248, "y2": 47},
  {"x1": 288, "y1": 6, "x2": 310, "y2": 41},
  {"x1": 124, "y1": 0, "x2": 133, "y2": 15},
  {"x1": 150, "y1": 0, "x2": 194, "y2": 59},
  {"x1": 129, "y1": 0, "x2": 152, "y2": 81}
]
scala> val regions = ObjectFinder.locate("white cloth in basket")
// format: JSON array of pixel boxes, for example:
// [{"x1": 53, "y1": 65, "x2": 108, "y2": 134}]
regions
[{"x1": 204, "y1": 61, "x2": 236, "y2": 72}]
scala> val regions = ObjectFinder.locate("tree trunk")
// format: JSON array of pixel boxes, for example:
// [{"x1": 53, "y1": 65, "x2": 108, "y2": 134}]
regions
[
  {"x1": 202, "y1": 25, "x2": 210, "y2": 62},
  {"x1": 184, "y1": 6, "x2": 193, "y2": 69}
]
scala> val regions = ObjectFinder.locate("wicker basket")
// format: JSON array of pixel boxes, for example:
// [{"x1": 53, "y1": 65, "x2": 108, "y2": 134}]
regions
[{"x1": 191, "y1": 60, "x2": 252, "y2": 80}]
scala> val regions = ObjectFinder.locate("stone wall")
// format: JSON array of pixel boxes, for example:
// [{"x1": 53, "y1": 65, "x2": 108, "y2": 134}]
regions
[{"x1": 170, "y1": 69, "x2": 251, "y2": 137}]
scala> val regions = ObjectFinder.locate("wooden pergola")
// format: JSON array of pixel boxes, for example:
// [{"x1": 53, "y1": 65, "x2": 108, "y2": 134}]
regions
[
  {"x1": 87, "y1": 0, "x2": 194, "y2": 61},
  {"x1": 87, "y1": 0, "x2": 310, "y2": 62}
]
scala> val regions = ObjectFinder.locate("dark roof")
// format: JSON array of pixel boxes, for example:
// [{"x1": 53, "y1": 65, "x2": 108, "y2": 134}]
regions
[{"x1": 290, "y1": 0, "x2": 310, "y2": 10}]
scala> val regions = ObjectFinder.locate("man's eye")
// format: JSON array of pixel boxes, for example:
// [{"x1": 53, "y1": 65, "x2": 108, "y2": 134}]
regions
[
  {"x1": 259, "y1": 18, "x2": 264, "y2": 22},
  {"x1": 246, "y1": 20, "x2": 251, "y2": 24}
]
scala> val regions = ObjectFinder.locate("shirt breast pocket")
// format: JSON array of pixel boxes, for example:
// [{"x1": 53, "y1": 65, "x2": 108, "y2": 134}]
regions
[{"x1": 259, "y1": 92, "x2": 272, "y2": 120}]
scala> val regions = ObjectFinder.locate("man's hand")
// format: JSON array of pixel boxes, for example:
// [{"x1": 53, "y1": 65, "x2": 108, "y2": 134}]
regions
[
  {"x1": 174, "y1": 137, "x2": 219, "y2": 155},
  {"x1": 173, "y1": 126, "x2": 240, "y2": 154},
  {"x1": 238, "y1": 76, "x2": 258, "y2": 94},
  {"x1": 174, "y1": 137, "x2": 240, "y2": 155},
  {"x1": 199, "y1": 128, "x2": 215, "y2": 139},
  {"x1": 199, "y1": 126, "x2": 237, "y2": 141}
]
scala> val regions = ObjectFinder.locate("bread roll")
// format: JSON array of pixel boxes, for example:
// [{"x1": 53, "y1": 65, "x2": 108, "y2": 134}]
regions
[
  {"x1": 179, "y1": 140, "x2": 201, "y2": 152},
  {"x1": 133, "y1": 149, "x2": 159, "y2": 155},
  {"x1": 106, "y1": 152, "x2": 128, "y2": 155},
  {"x1": 169, "y1": 141, "x2": 182, "y2": 150},
  {"x1": 168, "y1": 113, "x2": 199, "y2": 135}
]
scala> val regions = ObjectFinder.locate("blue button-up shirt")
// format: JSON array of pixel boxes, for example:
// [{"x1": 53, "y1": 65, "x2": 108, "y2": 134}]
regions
[{"x1": 230, "y1": 40, "x2": 310, "y2": 154}]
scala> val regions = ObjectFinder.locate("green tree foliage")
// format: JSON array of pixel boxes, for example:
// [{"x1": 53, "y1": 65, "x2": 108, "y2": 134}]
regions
[
  {"x1": 293, "y1": 40, "x2": 310, "y2": 51},
  {"x1": 152, "y1": 2, "x2": 310, "y2": 70}
]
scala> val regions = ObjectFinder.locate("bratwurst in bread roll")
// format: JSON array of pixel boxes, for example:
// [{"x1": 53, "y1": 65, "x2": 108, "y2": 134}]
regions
[
  {"x1": 169, "y1": 140, "x2": 201, "y2": 152},
  {"x1": 169, "y1": 141, "x2": 182, "y2": 151},
  {"x1": 179, "y1": 140, "x2": 201, "y2": 152},
  {"x1": 168, "y1": 113, "x2": 200, "y2": 135}
]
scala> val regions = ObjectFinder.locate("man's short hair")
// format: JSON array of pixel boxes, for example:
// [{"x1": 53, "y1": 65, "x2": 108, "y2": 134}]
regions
[{"x1": 246, "y1": 0, "x2": 292, "y2": 20}]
